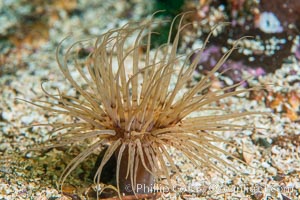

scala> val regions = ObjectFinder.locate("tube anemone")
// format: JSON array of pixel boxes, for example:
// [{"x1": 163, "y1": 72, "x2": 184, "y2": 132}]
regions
[{"x1": 24, "y1": 13, "x2": 264, "y2": 198}]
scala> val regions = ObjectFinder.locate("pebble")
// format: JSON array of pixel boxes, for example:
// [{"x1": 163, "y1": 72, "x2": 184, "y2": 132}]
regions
[
  {"x1": 266, "y1": 166, "x2": 277, "y2": 175},
  {"x1": 20, "y1": 115, "x2": 35, "y2": 125},
  {"x1": 0, "y1": 143, "x2": 11, "y2": 152},
  {"x1": 1, "y1": 111, "x2": 13, "y2": 122},
  {"x1": 261, "y1": 162, "x2": 271, "y2": 168},
  {"x1": 242, "y1": 130, "x2": 253, "y2": 136},
  {"x1": 271, "y1": 146, "x2": 281, "y2": 154}
]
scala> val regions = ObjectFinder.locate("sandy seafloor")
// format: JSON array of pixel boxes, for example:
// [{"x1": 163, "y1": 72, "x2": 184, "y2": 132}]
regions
[{"x1": 0, "y1": 0, "x2": 299, "y2": 199}]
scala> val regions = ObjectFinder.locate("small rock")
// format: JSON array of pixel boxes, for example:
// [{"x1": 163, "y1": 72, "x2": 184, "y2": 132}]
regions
[
  {"x1": 267, "y1": 166, "x2": 277, "y2": 175},
  {"x1": 0, "y1": 142, "x2": 11, "y2": 152},
  {"x1": 261, "y1": 162, "x2": 270, "y2": 168},
  {"x1": 21, "y1": 115, "x2": 34, "y2": 125},
  {"x1": 1, "y1": 111, "x2": 13, "y2": 121}
]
